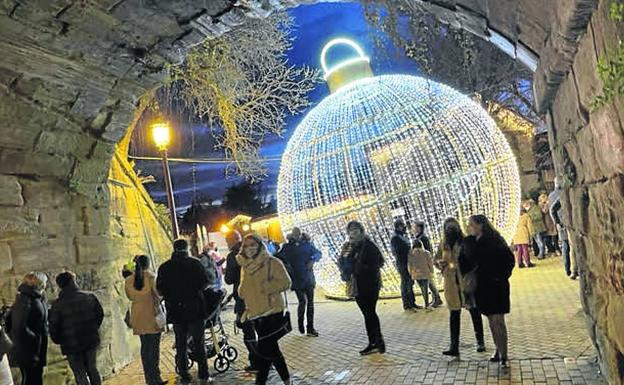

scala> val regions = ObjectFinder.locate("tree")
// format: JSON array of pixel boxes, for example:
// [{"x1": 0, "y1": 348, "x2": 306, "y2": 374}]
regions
[
  {"x1": 166, "y1": 12, "x2": 321, "y2": 179},
  {"x1": 361, "y1": 1, "x2": 539, "y2": 125},
  {"x1": 222, "y1": 181, "x2": 271, "y2": 217}
]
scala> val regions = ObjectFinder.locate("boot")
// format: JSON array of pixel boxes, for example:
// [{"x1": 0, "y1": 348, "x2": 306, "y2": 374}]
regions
[
  {"x1": 443, "y1": 310, "x2": 460, "y2": 356},
  {"x1": 298, "y1": 319, "x2": 305, "y2": 334}
]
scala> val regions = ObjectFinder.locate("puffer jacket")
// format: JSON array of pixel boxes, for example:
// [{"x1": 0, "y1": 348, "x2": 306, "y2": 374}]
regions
[
  {"x1": 512, "y1": 213, "x2": 534, "y2": 245},
  {"x1": 237, "y1": 249, "x2": 291, "y2": 322},
  {"x1": 125, "y1": 271, "x2": 163, "y2": 335},
  {"x1": 49, "y1": 283, "x2": 103, "y2": 355},
  {"x1": 7, "y1": 284, "x2": 48, "y2": 367},
  {"x1": 408, "y1": 248, "x2": 434, "y2": 280},
  {"x1": 276, "y1": 237, "x2": 321, "y2": 291},
  {"x1": 338, "y1": 237, "x2": 385, "y2": 298}
]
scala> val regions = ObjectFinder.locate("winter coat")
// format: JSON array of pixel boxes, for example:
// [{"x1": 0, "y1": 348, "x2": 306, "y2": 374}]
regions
[
  {"x1": 527, "y1": 205, "x2": 546, "y2": 234},
  {"x1": 224, "y1": 242, "x2": 246, "y2": 315},
  {"x1": 157, "y1": 251, "x2": 208, "y2": 324},
  {"x1": 275, "y1": 237, "x2": 321, "y2": 291},
  {"x1": 236, "y1": 249, "x2": 292, "y2": 322},
  {"x1": 125, "y1": 271, "x2": 163, "y2": 336},
  {"x1": 7, "y1": 284, "x2": 48, "y2": 367},
  {"x1": 338, "y1": 237, "x2": 385, "y2": 298},
  {"x1": 466, "y1": 234, "x2": 515, "y2": 316},
  {"x1": 434, "y1": 241, "x2": 466, "y2": 311},
  {"x1": 408, "y1": 248, "x2": 434, "y2": 280},
  {"x1": 49, "y1": 284, "x2": 103, "y2": 355},
  {"x1": 549, "y1": 191, "x2": 569, "y2": 241},
  {"x1": 512, "y1": 213, "x2": 534, "y2": 245},
  {"x1": 390, "y1": 231, "x2": 411, "y2": 267}
]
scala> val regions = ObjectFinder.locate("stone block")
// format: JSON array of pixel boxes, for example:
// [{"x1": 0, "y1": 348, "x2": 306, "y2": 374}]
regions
[
  {"x1": 0, "y1": 207, "x2": 41, "y2": 238},
  {"x1": 35, "y1": 130, "x2": 95, "y2": 158},
  {"x1": 0, "y1": 94, "x2": 48, "y2": 151},
  {"x1": 0, "y1": 174, "x2": 24, "y2": 206},
  {"x1": 606, "y1": 291, "x2": 624, "y2": 354},
  {"x1": 586, "y1": 175, "x2": 624, "y2": 239},
  {"x1": 572, "y1": 26, "x2": 602, "y2": 111},
  {"x1": 0, "y1": 149, "x2": 73, "y2": 180},
  {"x1": 0, "y1": 242, "x2": 12, "y2": 272},
  {"x1": 589, "y1": 101, "x2": 624, "y2": 178},
  {"x1": 589, "y1": 0, "x2": 622, "y2": 58},
  {"x1": 551, "y1": 74, "x2": 587, "y2": 147},
  {"x1": 575, "y1": 126, "x2": 603, "y2": 184},
  {"x1": 20, "y1": 178, "x2": 70, "y2": 209},
  {"x1": 75, "y1": 235, "x2": 114, "y2": 264},
  {"x1": 9, "y1": 236, "x2": 75, "y2": 273}
]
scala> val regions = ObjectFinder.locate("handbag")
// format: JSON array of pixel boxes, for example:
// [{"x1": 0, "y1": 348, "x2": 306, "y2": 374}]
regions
[
  {"x1": 268, "y1": 259, "x2": 292, "y2": 340},
  {"x1": 152, "y1": 289, "x2": 167, "y2": 329}
]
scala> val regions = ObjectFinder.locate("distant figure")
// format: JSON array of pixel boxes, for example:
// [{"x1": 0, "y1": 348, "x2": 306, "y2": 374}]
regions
[
  {"x1": 408, "y1": 239, "x2": 435, "y2": 308},
  {"x1": 338, "y1": 221, "x2": 386, "y2": 356},
  {"x1": 466, "y1": 215, "x2": 515, "y2": 368},
  {"x1": 125, "y1": 255, "x2": 166, "y2": 385},
  {"x1": 523, "y1": 199, "x2": 546, "y2": 259},
  {"x1": 512, "y1": 208, "x2": 535, "y2": 268},
  {"x1": 199, "y1": 243, "x2": 222, "y2": 291},
  {"x1": 276, "y1": 227, "x2": 322, "y2": 336},
  {"x1": 224, "y1": 230, "x2": 259, "y2": 373},
  {"x1": 549, "y1": 183, "x2": 578, "y2": 279},
  {"x1": 7, "y1": 272, "x2": 48, "y2": 385},
  {"x1": 49, "y1": 272, "x2": 104, "y2": 385},
  {"x1": 237, "y1": 234, "x2": 292, "y2": 385},
  {"x1": 435, "y1": 218, "x2": 485, "y2": 357},
  {"x1": 157, "y1": 239, "x2": 210, "y2": 384},
  {"x1": 390, "y1": 219, "x2": 417, "y2": 310},
  {"x1": 411, "y1": 222, "x2": 442, "y2": 307}
]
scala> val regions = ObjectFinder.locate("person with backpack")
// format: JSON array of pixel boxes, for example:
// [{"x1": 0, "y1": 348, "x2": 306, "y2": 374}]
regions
[
  {"x1": 275, "y1": 227, "x2": 322, "y2": 337},
  {"x1": 49, "y1": 272, "x2": 104, "y2": 385},
  {"x1": 125, "y1": 255, "x2": 166, "y2": 385},
  {"x1": 338, "y1": 221, "x2": 386, "y2": 356},
  {"x1": 157, "y1": 239, "x2": 210, "y2": 384},
  {"x1": 237, "y1": 234, "x2": 292, "y2": 385},
  {"x1": 7, "y1": 272, "x2": 48, "y2": 385}
]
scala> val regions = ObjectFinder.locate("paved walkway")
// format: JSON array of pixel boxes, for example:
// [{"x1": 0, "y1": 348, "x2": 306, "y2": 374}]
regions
[{"x1": 104, "y1": 257, "x2": 605, "y2": 385}]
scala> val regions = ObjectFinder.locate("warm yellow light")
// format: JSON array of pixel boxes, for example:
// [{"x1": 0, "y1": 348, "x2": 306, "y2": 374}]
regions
[
  {"x1": 151, "y1": 121, "x2": 171, "y2": 150},
  {"x1": 220, "y1": 224, "x2": 230, "y2": 233},
  {"x1": 242, "y1": 224, "x2": 251, "y2": 232}
]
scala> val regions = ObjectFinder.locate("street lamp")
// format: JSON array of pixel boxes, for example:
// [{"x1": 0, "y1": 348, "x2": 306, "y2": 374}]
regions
[{"x1": 151, "y1": 120, "x2": 180, "y2": 239}]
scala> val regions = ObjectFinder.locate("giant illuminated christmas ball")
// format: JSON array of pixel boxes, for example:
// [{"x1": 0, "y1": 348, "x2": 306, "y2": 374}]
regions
[{"x1": 277, "y1": 38, "x2": 521, "y2": 298}]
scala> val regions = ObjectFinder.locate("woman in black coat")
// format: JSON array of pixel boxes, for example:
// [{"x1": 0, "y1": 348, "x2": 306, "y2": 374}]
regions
[
  {"x1": 7, "y1": 272, "x2": 49, "y2": 385},
  {"x1": 338, "y1": 221, "x2": 385, "y2": 356},
  {"x1": 466, "y1": 215, "x2": 514, "y2": 367}
]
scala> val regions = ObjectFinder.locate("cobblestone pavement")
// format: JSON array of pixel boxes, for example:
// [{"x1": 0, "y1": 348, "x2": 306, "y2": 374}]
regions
[{"x1": 104, "y1": 257, "x2": 606, "y2": 385}]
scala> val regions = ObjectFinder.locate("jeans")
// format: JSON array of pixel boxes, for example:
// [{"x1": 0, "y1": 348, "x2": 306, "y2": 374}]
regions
[
  {"x1": 295, "y1": 287, "x2": 315, "y2": 331},
  {"x1": 253, "y1": 313, "x2": 290, "y2": 385},
  {"x1": 66, "y1": 348, "x2": 101, "y2": 385},
  {"x1": 515, "y1": 244, "x2": 531, "y2": 266},
  {"x1": 429, "y1": 280, "x2": 441, "y2": 302},
  {"x1": 19, "y1": 366, "x2": 43, "y2": 385},
  {"x1": 355, "y1": 292, "x2": 383, "y2": 346},
  {"x1": 139, "y1": 333, "x2": 163, "y2": 385},
  {"x1": 396, "y1": 264, "x2": 416, "y2": 309},
  {"x1": 173, "y1": 320, "x2": 209, "y2": 379},
  {"x1": 240, "y1": 319, "x2": 259, "y2": 368},
  {"x1": 533, "y1": 233, "x2": 545, "y2": 258},
  {"x1": 415, "y1": 279, "x2": 429, "y2": 306},
  {"x1": 561, "y1": 240, "x2": 577, "y2": 276},
  {"x1": 448, "y1": 308, "x2": 484, "y2": 350}
]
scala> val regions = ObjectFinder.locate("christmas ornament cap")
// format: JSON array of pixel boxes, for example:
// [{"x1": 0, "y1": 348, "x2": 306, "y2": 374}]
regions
[{"x1": 321, "y1": 38, "x2": 373, "y2": 93}]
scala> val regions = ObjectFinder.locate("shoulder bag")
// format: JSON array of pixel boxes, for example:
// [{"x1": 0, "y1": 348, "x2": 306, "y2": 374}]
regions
[{"x1": 152, "y1": 288, "x2": 167, "y2": 330}]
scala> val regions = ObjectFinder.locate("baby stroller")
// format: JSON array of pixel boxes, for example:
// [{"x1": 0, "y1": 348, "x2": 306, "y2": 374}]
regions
[{"x1": 184, "y1": 289, "x2": 238, "y2": 373}]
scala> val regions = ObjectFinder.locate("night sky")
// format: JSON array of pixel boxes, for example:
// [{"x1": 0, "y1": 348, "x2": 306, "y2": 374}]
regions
[{"x1": 133, "y1": 3, "x2": 422, "y2": 212}]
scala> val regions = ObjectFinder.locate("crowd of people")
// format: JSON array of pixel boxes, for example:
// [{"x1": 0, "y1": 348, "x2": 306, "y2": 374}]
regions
[{"x1": 0, "y1": 197, "x2": 573, "y2": 385}]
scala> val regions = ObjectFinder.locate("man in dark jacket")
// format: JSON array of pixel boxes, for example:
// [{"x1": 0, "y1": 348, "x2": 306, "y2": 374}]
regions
[
  {"x1": 276, "y1": 227, "x2": 321, "y2": 336},
  {"x1": 223, "y1": 230, "x2": 258, "y2": 373},
  {"x1": 390, "y1": 219, "x2": 417, "y2": 310},
  {"x1": 49, "y1": 271, "x2": 103, "y2": 385},
  {"x1": 412, "y1": 221, "x2": 443, "y2": 307},
  {"x1": 157, "y1": 239, "x2": 210, "y2": 383}
]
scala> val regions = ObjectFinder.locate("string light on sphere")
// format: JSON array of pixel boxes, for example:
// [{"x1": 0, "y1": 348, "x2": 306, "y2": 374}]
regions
[{"x1": 277, "y1": 38, "x2": 521, "y2": 298}]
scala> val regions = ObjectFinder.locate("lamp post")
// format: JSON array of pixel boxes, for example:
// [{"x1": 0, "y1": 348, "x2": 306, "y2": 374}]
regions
[{"x1": 151, "y1": 120, "x2": 180, "y2": 239}]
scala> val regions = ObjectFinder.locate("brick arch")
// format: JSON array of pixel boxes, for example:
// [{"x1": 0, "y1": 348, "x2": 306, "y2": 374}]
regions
[{"x1": 1, "y1": 1, "x2": 622, "y2": 384}]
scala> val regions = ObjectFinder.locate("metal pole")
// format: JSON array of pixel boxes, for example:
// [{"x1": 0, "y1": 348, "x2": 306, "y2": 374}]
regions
[{"x1": 161, "y1": 149, "x2": 180, "y2": 239}]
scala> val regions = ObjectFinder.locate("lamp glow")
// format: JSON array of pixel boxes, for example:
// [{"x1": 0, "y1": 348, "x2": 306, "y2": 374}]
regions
[
  {"x1": 151, "y1": 121, "x2": 171, "y2": 150},
  {"x1": 242, "y1": 224, "x2": 251, "y2": 232},
  {"x1": 220, "y1": 224, "x2": 230, "y2": 234},
  {"x1": 277, "y1": 40, "x2": 521, "y2": 298}
]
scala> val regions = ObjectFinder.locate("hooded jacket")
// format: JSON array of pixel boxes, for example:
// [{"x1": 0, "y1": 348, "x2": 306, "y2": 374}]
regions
[
  {"x1": 236, "y1": 248, "x2": 291, "y2": 322},
  {"x1": 275, "y1": 235, "x2": 321, "y2": 291},
  {"x1": 390, "y1": 230, "x2": 411, "y2": 267},
  {"x1": 157, "y1": 250, "x2": 209, "y2": 323},
  {"x1": 49, "y1": 283, "x2": 103, "y2": 355},
  {"x1": 7, "y1": 284, "x2": 48, "y2": 367}
]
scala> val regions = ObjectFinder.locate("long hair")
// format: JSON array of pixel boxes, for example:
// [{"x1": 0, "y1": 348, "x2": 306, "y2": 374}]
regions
[
  {"x1": 469, "y1": 214, "x2": 504, "y2": 241},
  {"x1": 23, "y1": 272, "x2": 47, "y2": 292},
  {"x1": 443, "y1": 217, "x2": 464, "y2": 248},
  {"x1": 133, "y1": 255, "x2": 150, "y2": 290}
]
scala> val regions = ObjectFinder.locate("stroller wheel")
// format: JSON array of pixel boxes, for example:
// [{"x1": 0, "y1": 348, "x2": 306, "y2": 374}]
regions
[
  {"x1": 214, "y1": 355, "x2": 230, "y2": 373},
  {"x1": 224, "y1": 346, "x2": 238, "y2": 362}
]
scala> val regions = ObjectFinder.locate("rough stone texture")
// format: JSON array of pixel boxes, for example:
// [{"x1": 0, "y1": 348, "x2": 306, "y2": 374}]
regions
[
  {"x1": 547, "y1": 1, "x2": 624, "y2": 384},
  {"x1": 0, "y1": 0, "x2": 622, "y2": 384}
]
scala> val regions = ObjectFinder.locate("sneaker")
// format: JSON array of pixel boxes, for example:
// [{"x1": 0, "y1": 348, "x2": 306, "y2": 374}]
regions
[
  {"x1": 500, "y1": 358, "x2": 509, "y2": 368},
  {"x1": 359, "y1": 345, "x2": 379, "y2": 355},
  {"x1": 298, "y1": 323, "x2": 305, "y2": 334},
  {"x1": 431, "y1": 298, "x2": 443, "y2": 308},
  {"x1": 489, "y1": 353, "x2": 501, "y2": 362},
  {"x1": 306, "y1": 329, "x2": 319, "y2": 337},
  {"x1": 518, "y1": 264, "x2": 526, "y2": 269},
  {"x1": 442, "y1": 349, "x2": 459, "y2": 357},
  {"x1": 378, "y1": 343, "x2": 386, "y2": 354},
  {"x1": 570, "y1": 273, "x2": 578, "y2": 280}
]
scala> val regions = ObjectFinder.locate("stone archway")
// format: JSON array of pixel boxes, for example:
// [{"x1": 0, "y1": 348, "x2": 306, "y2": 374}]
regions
[{"x1": 0, "y1": 1, "x2": 622, "y2": 384}]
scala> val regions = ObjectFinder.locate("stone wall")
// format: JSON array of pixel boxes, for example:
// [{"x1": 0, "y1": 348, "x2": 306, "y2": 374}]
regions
[{"x1": 545, "y1": 1, "x2": 624, "y2": 383}]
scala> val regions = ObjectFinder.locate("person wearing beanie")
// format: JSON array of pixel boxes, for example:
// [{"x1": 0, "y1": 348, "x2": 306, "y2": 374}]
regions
[{"x1": 156, "y1": 239, "x2": 211, "y2": 384}]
